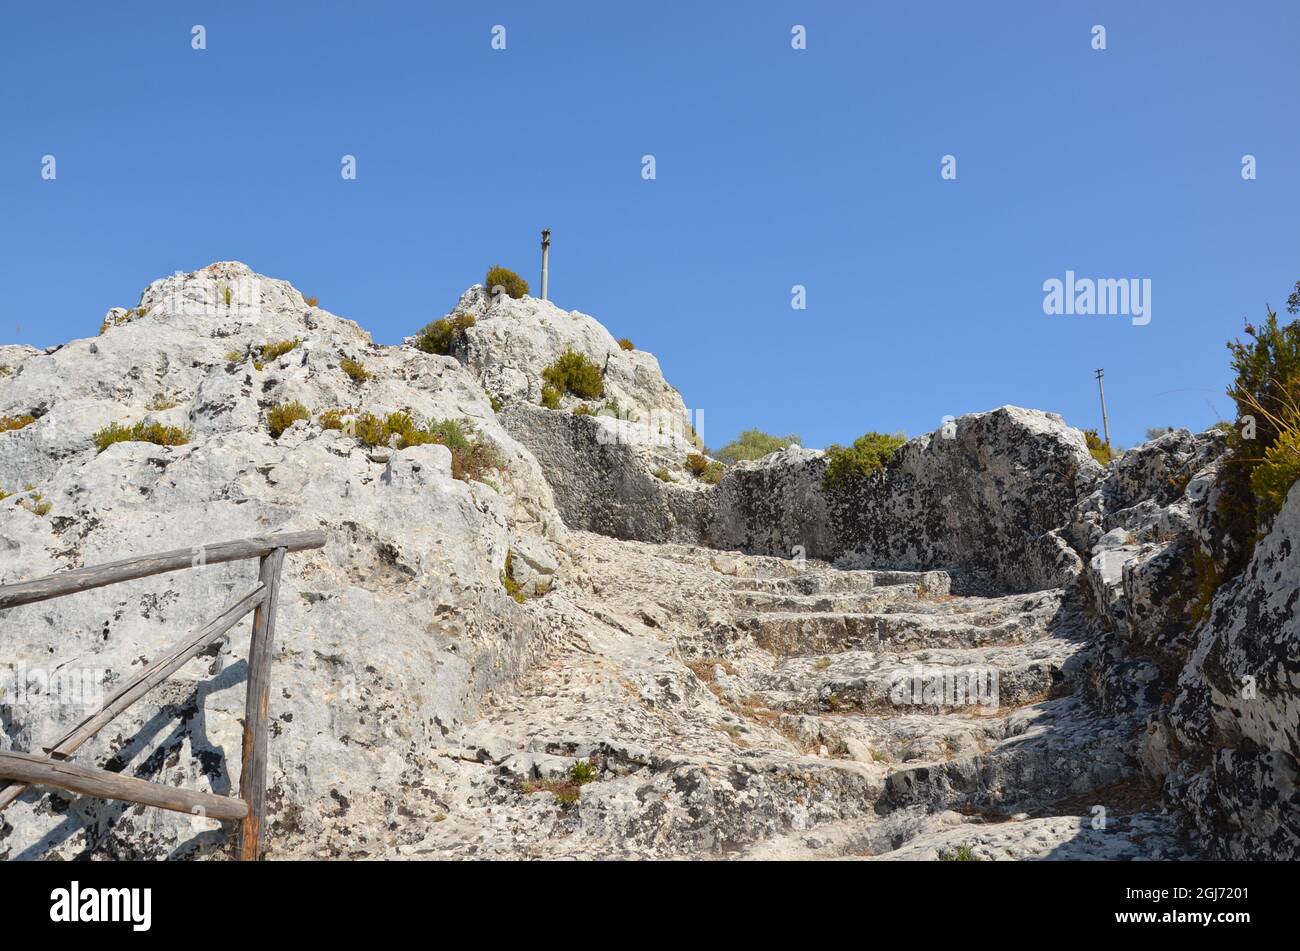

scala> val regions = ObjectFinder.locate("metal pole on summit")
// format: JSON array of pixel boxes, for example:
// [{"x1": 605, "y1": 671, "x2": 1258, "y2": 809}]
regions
[
  {"x1": 1096, "y1": 368, "x2": 1111, "y2": 448},
  {"x1": 540, "y1": 229, "x2": 551, "y2": 301}
]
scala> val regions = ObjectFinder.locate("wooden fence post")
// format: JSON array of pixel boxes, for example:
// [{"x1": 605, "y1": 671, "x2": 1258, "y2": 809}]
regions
[{"x1": 237, "y1": 547, "x2": 286, "y2": 860}]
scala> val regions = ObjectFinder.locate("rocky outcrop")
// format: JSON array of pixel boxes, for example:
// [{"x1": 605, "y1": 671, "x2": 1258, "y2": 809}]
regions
[
  {"x1": 1162, "y1": 482, "x2": 1300, "y2": 859},
  {"x1": 506, "y1": 402, "x2": 1099, "y2": 594},
  {"x1": 0, "y1": 263, "x2": 566, "y2": 859},
  {"x1": 3, "y1": 261, "x2": 1297, "y2": 862},
  {"x1": 443, "y1": 286, "x2": 693, "y2": 431},
  {"x1": 497, "y1": 403, "x2": 711, "y2": 543},
  {"x1": 822, "y1": 407, "x2": 1098, "y2": 592}
]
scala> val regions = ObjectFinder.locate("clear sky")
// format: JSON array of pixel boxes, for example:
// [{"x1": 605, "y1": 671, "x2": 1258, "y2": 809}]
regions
[{"x1": 3, "y1": 1, "x2": 1297, "y2": 451}]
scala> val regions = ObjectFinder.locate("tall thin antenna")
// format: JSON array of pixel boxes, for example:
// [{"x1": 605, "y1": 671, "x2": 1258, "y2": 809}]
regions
[
  {"x1": 1095, "y1": 368, "x2": 1111, "y2": 447},
  {"x1": 540, "y1": 229, "x2": 551, "y2": 301}
]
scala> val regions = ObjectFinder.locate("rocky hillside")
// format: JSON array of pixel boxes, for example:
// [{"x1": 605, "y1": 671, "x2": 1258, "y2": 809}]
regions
[{"x1": 0, "y1": 262, "x2": 1295, "y2": 860}]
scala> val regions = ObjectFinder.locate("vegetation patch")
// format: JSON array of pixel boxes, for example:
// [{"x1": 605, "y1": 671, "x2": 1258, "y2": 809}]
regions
[
  {"x1": 92, "y1": 420, "x2": 191, "y2": 453},
  {"x1": 617, "y1": 337, "x2": 635, "y2": 351},
  {"x1": 0, "y1": 414, "x2": 36, "y2": 432},
  {"x1": 685, "y1": 453, "x2": 725, "y2": 485},
  {"x1": 268, "y1": 401, "x2": 311, "y2": 438},
  {"x1": 500, "y1": 551, "x2": 526, "y2": 604},
  {"x1": 339, "y1": 358, "x2": 370, "y2": 383},
  {"x1": 1084, "y1": 429, "x2": 1113, "y2": 465},
  {"x1": 335, "y1": 410, "x2": 503, "y2": 483},
  {"x1": 520, "y1": 760, "x2": 598, "y2": 805},
  {"x1": 254, "y1": 338, "x2": 301, "y2": 370},
  {"x1": 1202, "y1": 303, "x2": 1300, "y2": 583},
  {"x1": 823, "y1": 431, "x2": 906, "y2": 490},
  {"x1": 715, "y1": 429, "x2": 801, "y2": 464},
  {"x1": 653, "y1": 467, "x2": 672, "y2": 482},
  {"x1": 938, "y1": 844, "x2": 980, "y2": 861},
  {"x1": 414, "y1": 313, "x2": 476, "y2": 356},
  {"x1": 484, "y1": 265, "x2": 529, "y2": 300},
  {"x1": 303, "y1": 296, "x2": 319, "y2": 307},
  {"x1": 542, "y1": 349, "x2": 605, "y2": 401},
  {"x1": 19, "y1": 490, "x2": 51, "y2": 517}
]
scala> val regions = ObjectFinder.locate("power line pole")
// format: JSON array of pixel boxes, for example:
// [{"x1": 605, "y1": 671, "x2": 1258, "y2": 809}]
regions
[
  {"x1": 1095, "y1": 368, "x2": 1111, "y2": 447},
  {"x1": 540, "y1": 229, "x2": 551, "y2": 301}
]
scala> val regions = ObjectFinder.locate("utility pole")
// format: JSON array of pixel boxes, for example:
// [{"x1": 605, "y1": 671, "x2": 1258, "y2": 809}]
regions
[
  {"x1": 1095, "y1": 368, "x2": 1111, "y2": 448},
  {"x1": 540, "y1": 229, "x2": 551, "y2": 301}
]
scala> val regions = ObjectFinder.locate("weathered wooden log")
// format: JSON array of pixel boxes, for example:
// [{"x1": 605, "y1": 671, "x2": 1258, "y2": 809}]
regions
[
  {"x1": 0, "y1": 584, "x2": 268, "y2": 813},
  {"x1": 0, "y1": 530, "x2": 325, "y2": 610},
  {"x1": 238, "y1": 547, "x2": 286, "y2": 860},
  {"x1": 0, "y1": 750, "x2": 248, "y2": 821}
]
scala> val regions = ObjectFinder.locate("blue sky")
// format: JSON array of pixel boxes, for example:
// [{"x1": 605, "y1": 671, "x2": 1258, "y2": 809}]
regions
[{"x1": 2, "y1": 1, "x2": 1297, "y2": 450}]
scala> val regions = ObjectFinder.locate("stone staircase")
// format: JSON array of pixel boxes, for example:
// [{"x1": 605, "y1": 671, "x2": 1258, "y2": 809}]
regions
[{"x1": 416, "y1": 533, "x2": 1191, "y2": 860}]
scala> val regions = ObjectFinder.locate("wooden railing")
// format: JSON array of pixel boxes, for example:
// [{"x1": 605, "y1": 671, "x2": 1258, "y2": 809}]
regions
[{"x1": 0, "y1": 530, "x2": 326, "y2": 860}]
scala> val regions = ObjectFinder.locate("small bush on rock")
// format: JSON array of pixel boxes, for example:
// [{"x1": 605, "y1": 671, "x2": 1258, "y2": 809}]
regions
[
  {"x1": 1084, "y1": 429, "x2": 1113, "y2": 465},
  {"x1": 542, "y1": 349, "x2": 604, "y2": 400},
  {"x1": 484, "y1": 265, "x2": 529, "y2": 300},
  {"x1": 268, "y1": 401, "x2": 311, "y2": 438},
  {"x1": 500, "y1": 551, "x2": 526, "y2": 604},
  {"x1": 253, "y1": 338, "x2": 301, "y2": 371},
  {"x1": 93, "y1": 420, "x2": 192, "y2": 453},
  {"x1": 0, "y1": 414, "x2": 36, "y2": 432},
  {"x1": 415, "y1": 313, "x2": 475, "y2": 356},
  {"x1": 617, "y1": 338, "x2": 635, "y2": 351},
  {"x1": 823, "y1": 432, "x2": 906, "y2": 490},
  {"x1": 341, "y1": 410, "x2": 503, "y2": 483},
  {"x1": 340, "y1": 358, "x2": 369, "y2": 383},
  {"x1": 715, "y1": 429, "x2": 801, "y2": 464}
]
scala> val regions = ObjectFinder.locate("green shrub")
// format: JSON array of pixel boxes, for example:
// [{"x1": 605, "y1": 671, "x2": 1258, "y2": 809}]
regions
[
  {"x1": 340, "y1": 358, "x2": 369, "y2": 383},
  {"x1": 0, "y1": 365, "x2": 11, "y2": 377},
  {"x1": 1084, "y1": 429, "x2": 1113, "y2": 465},
  {"x1": 540, "y1": 384, "x2": 561, "y2": 409},
  {"x1": 938, "y1": 845, "x2": 980, "y2": 862},
  {"x1": 304, "y1": 295, "x2": 319, "y2": 307},
  {"x1": 568, "y1": 760, "x2": 597, "y2": 785},
  {"x1": 414, "y1": 313, "x2": 476, "y2": 355},
  {"x1": 484, "y1": 265, "x2": 529, "y2": 300},
  {"x1": 320, "y1": 408, "x2": 347, "y2": 430},
  {"x1": 653, "y1": 467, "x2": 672, "y2": 482},
  {"x1": 823, "y1": 432, "x2": 906, "y2": 490},
  {"x1": 267, "y1": 401, "x2": 311, "y2": 438},
  {"x1": 1250, "y1": 425, "x2": 1300, "y2": 520},
  {"x1": 253, "y1": 338, "x2": 301, "y2": 370},
  {"x1": 684, "y1": 453, "x2": 723, "y2": 483},
  {"x1": 617, "y1": 338, "x2": 635, "y2": 351},
  {"x1": 339, "y1": 410, "x2": 502, "y2": 483},
  {"x1": 542, "y1": 349, "x2": 604, "y2": 400},
  {"x1": 21, "y1": 490, "x2": 51, "y2": 517},
  {"x1": 501, "y1": 551, "x2": 526, "y2": 604},
  {"x1": 93, "y1": 420, "x2": 191, "y2": 453},
  {"x1": 0, "y1": 414, "x2": 36, "y2": 432},
  {"x1": 715, "y1": 429, "x2": 801, "y2": 464},
  {"x1": 1225, "y1": 308, "x2": 1300, "y2": 526}
]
